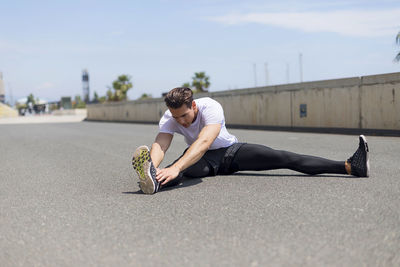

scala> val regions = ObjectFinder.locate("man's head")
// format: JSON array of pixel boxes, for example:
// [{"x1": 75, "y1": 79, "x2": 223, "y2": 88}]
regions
[
  {"x1": 164, "y1": 87, "x2": 197, "y2": 128},
  {"x1": 164, "y1": 87, "x2": 193, "y2": 109}
]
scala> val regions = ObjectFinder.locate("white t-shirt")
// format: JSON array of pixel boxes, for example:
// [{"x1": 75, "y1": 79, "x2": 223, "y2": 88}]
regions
[{"x1": 159, "y1": 97, "x2": 238, "y2": 150}]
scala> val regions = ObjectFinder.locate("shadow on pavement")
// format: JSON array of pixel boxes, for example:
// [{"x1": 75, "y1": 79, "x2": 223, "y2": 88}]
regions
[
  {"x1": 231, "y1": 172, "x2": 365, "y2": 179},
  {"x1": 123, "y1": 172, "x2": 365, "y2": 194},
  {"x1": 122, "y1": 176, "x2": 203, "y2": 194},
  {"x1": 122, "y1": 190, "x2": 144, "y2": 195}
]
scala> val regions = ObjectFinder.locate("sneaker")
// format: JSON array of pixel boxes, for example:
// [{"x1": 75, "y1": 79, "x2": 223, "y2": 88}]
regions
[
  {"x1": 347, "y1": 135, "x2": 370, "y2": 177},
  {"x1": 132, "y1": 145, "x2": 159, "y2": 194}
]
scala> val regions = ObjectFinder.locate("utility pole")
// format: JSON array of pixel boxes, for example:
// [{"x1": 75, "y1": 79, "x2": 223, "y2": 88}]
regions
[
  {"x1": 286, "y1": 63, "x2": 290, "y2": 84},
  {"x1": 8, "y1": 82, "x2": 13, "y2": 106},
  {"x1": 253, "y1": 63, "x2": 257, "y2": 87},
  {"x1": 264, "y1": 62, "x2": 269, "y2": 86},
  {"x1": 299, "y1": 53, "x2": 303, "y2": 82},
  {"x1": 0, "y1": 72, "x2": 5, "y2": 104}
]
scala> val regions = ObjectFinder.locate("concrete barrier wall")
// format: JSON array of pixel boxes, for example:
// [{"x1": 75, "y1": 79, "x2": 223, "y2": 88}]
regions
[
  {"x1": 361, "y1": 74, "x2": 400, "y2": 130},
  {"x1": 88, "y1": 99, "x2": 166, "y2": 123},
  {"x1": 291, "y1": 83, "x2": 361, "y2": 128},
  {"x1": 52, "y1": 109, "x2": 87, "y2": 116},
  {"x1": 212, "y1": 90, "x2": 293, "y2": 127},
  {"x1": 0, "y1": 103, "x2": 18, "y2": 118},
  {"x1": 87, "y1": 72, "x2": 400, "y2": 132}
]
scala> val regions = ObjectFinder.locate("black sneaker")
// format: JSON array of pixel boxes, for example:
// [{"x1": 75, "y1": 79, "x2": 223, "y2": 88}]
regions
[
  {"x1": 132, "y1": 145, "x2": 159, "y2": 194},
  {"x1": 347, "y1": 135, "x2": 370, "y2": 177}
]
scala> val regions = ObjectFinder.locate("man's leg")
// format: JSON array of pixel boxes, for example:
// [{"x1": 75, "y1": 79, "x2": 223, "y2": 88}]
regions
[
  {"x1": 161, "y1": 157, "x2": 213, "y2": 188},
  {"x1": 229, "y1": 143, "x2": 347, "y2": 175}
]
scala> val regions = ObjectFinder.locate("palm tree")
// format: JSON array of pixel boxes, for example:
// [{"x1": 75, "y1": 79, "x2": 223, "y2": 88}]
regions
[
  {"x1": 110, "y1": 74, "x2": 133, "y2": 101},
  {"x1": 395, "y1": 31, "x2": 400, "y2": 62},
  {"x1": 191, "y1": 72, "x2": 210, "y2": 93},
  {"x1": 26, "y1": 93, "x2": 36, "y2": 105}
]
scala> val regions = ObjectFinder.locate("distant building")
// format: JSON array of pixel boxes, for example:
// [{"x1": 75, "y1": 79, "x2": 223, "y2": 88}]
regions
[
  {"x1": 60, "y1": 97, "x2": 72, "y2": 110},
  {"x1": 82, "y1": 69, "x2": 90, "y2": 103},
  {"x1": 0, "y1": 72, "x2": 5, "y2": 103}
]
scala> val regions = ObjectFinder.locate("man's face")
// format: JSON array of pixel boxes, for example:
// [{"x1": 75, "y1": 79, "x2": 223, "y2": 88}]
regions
[{"x1": 169, "y1": 101, "x2": 197, "y2": 128}]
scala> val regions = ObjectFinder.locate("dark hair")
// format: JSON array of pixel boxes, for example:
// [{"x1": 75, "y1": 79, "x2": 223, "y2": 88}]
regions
[{"x1": 164, "y1": 87, "x2": 193, "y2": 109}]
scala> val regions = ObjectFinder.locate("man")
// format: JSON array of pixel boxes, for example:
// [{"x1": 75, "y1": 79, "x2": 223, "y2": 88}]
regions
[{"x1": 132, "y1": 87, "x2": 369, "y2": 194}]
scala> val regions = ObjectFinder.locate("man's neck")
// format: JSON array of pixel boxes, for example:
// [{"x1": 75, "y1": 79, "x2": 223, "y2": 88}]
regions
[{"x1": 192, "y1": 106, "x2": 198, "y2": 123}]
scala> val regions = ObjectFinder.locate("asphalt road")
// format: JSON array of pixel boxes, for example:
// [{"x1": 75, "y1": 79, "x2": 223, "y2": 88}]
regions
[{"x1": 1, "y1": 121, "x2": 399, "y2": 266}]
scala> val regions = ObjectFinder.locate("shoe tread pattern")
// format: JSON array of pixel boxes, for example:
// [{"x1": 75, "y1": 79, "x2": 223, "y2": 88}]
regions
[
  {"x1": 132, "y1": 146, "x2": 156, "y2": 194},
  {"x1": 132, "y1": 149, "x2": 151, "y2": 181}
]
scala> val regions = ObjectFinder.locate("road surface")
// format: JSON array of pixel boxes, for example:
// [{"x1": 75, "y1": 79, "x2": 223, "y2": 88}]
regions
[{"x1": 1, "y1": 120, "x2": 399, "y2": 266}]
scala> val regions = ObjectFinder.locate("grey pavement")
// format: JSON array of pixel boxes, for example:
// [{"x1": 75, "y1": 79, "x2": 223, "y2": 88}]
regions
[
  {"x1": 0, "y1": 114, "x2": 86, "y2": 125},
  {"x1": 1, "y1": 121, "x2": 399, "y2": 266}
]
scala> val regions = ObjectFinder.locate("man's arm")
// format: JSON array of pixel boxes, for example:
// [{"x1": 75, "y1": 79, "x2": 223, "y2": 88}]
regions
[
  {"x1": 150, "y1": 132, "x2": 173, "y2": 168},
  {"x1": 156, "y1": 123, "x2": 221, "y2": 185}
]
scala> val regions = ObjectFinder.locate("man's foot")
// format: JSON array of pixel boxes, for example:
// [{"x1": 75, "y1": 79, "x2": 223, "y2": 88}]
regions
[
  {"x1": 132, "y1": 145, "x2": 159, "y2": 194},
  {"x1": 347, "y1": 135, "x2": 370, "y2": 177}
]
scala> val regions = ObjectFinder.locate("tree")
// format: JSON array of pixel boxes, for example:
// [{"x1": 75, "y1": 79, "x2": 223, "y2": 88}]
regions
[
  {"x1": 192, "y1": 72, "x2": 210, "y2": 93},
  {"x1": 182, "y1": 72, "x2": 211, "y2": 93},
  {"x1": 93, "y1": 91, "x2": 99, "y2": 103},
  {"x1": 395, "y1": 31, "x2": 400, "y2": 62},
  {"x1": 73, "y1": 95, "x2": 86, "y2": 108},
  {"x1": 139, "y1": 93, "x2": 152, "y2": 100},
  {"x1": 27, "y1": 93, "x2": 35, "y2": 105},
  {"x1": 110, "y1": 74, "x2": 133, "y2": 101},
  {"x1": 106, "y1": 89, "x2": 114, "y2": 101}
]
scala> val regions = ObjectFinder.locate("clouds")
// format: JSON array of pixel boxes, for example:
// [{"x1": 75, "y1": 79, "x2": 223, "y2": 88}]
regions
[
  {"x1": 207, "y1": 8, "x2": 400, "y2": 37},
  {"x1": 1, "y1": 1, "x2": 400, "y2": 102}
]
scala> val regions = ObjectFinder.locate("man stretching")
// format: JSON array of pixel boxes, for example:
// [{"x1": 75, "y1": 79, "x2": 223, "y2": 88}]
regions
[{"x1": 132, "y1": 87, "x2": 369, "y2": 194}]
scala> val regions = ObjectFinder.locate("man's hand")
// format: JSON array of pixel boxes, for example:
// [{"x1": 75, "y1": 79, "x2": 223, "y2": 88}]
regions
[{"x1": 156, "y1": 165, "x2": 180, "y2": 185}]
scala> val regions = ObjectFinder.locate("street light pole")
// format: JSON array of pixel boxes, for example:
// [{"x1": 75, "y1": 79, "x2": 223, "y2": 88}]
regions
[
  {"x1": 299, "y1": 53, "x2": 303, "y2": 82},
  {"x1": 253, "y1": 63, "x2": 257, "y2": 87}
]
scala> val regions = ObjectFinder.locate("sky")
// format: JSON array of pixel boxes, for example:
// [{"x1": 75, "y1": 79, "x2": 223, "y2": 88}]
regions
[{"x1": 1, "y1": 0, "x2": 400, "y2": 103}]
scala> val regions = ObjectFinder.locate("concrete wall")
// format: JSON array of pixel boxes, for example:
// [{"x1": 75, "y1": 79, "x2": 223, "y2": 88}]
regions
[
  {"x1": 361, "y1": 74, "x2": 400, "y2": 130},
  {"x1": 87, "y1": 72, "x2": 400, "y2": 133},
  {"x1": 88, "y1": 99, "x2": 165, "y2": 123},
  {"x1": 0, "y1": 103, "x2": 18, "y2": 118},
  {"x1": 52, "y1": 109, "x2": 87, "y2": 116}
]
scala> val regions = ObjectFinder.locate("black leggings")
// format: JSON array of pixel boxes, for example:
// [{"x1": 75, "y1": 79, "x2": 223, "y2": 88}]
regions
[
  {"x1": 230, "y1": 144, "x2": 347, "y2": 175},
  {"x1": 163, "y1": 158, "x2": 213, "y2": 188},
  {"x1": 162, "y1": 143, "x2": 347, "y2": 188}
]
